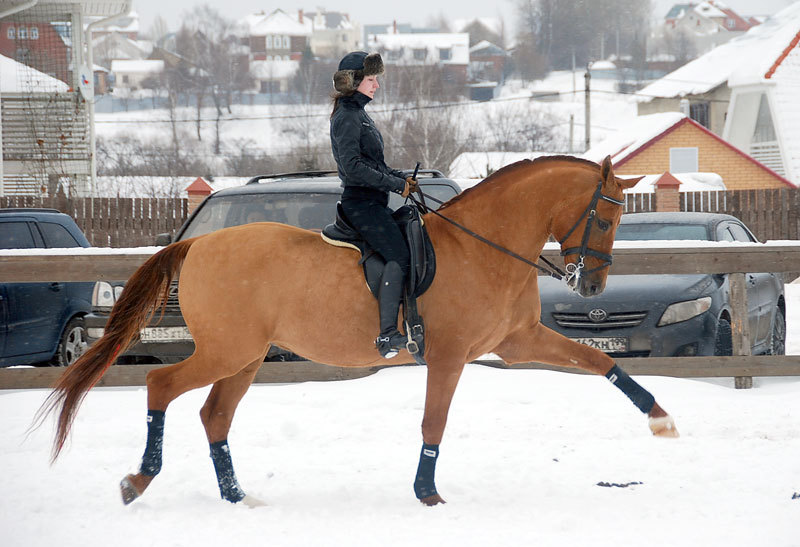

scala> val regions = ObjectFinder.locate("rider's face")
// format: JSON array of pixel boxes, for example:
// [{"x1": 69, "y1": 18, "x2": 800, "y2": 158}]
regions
[{"x1": 357, "y1": 75, "x2": 379, "y2": 99}]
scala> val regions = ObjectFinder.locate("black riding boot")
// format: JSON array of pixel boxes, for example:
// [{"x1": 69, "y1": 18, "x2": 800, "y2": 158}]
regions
[{"x1": 375, "y1": 261, "x2": 407, "y2": 359}]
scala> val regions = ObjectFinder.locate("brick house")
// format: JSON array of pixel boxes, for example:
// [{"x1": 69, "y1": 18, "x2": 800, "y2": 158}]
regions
[
  {"x1": 0, "y1": 21, "x2": 69, "y2": 84},
  {"x1": 584, "y1": 112, "x2": 793, "y2": 191}
]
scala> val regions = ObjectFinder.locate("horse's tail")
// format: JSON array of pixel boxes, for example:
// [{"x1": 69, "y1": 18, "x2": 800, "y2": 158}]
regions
[{"x1": 36, "y1": 238, "x2": 198, "y2": 463}]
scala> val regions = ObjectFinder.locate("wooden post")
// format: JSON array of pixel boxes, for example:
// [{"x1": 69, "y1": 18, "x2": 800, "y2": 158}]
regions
[
  {"x1": 729, "y1": 272, "x2": 753, "y2": 389},
  {"x1": 654, "y1": 172, "x2": 681, "y2": 212}
]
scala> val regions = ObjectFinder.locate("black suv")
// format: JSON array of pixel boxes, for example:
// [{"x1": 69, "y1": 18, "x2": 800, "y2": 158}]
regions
[
  {"x1": 0, "y1": 209, "x2": 94, "y2": 367},
  {"x1": 84, "y1": 170, "x2": 461, "y2": 364}
]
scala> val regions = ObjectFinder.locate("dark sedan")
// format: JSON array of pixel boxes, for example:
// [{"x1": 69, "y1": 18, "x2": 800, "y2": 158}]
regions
[{"x1": 539, "y1": 212, "x2": 786, "y2": 357}]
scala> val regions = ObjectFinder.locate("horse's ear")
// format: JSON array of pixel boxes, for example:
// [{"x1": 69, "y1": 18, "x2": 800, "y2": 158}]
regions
[
  {"x1": 617, "y1": 175, "x2": 645, "y2": 190},
  {"x1": 600, "y1": 156, "x2": 613, "y2": 183}
]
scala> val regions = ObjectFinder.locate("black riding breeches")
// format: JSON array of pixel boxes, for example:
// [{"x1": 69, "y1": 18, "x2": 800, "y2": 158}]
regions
[{"x1": 341, "y1": 197, "x2": 410, "y2": 277}]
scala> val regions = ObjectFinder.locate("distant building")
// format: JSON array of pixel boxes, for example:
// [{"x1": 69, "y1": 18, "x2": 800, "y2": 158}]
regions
[
  {"x1": 0, "y1": 21, "x2": 70, "y2": 84},
  {"x1": 368, "y1": 32, "x2": 470, "y2": 85},
  {"x1": 241, "y1": 9, "x2": 311, "y2": 62},
  {"x1": 110, "y1": 59, "x2": 164, "y2": 90},
  {"x1": 657, "y1": 1, "x2": 760, "y2": 57},
  {"x1": 302, "y1": 9, "x2": 361, "y2": 59}
]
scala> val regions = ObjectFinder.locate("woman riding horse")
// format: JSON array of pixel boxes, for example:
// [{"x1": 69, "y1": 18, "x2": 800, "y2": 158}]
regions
[{"x1": 330, "y1": 51, "x2": 418, "y2": 359}]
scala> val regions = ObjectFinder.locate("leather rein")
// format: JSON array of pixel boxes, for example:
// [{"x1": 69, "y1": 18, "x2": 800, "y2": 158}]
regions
[{"x1": 408, "y1": 180, "x2": 625, "y2": 286}]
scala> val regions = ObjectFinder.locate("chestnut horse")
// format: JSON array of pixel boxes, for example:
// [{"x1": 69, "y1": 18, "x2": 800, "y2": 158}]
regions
[{"x1": 39, "y1": 156, "x2": 678, "y2": 507}]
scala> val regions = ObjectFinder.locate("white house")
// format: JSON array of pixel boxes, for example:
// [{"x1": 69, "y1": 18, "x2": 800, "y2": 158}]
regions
[
  {"x1": 303, "y1": 9, "x2": 362, "y2": 58},
  {"x1": 110, "y1": 59, "x2": 164, "y2": 90},
  {"x1": 242, "y1": 9, "x2": 312, "y2": 62},
  {"x1": 367, "y1": 32, "x2": 469, "y2": 85},
  {"x1": 639, "y1": 3, "x2": 800, "y2": 184}
]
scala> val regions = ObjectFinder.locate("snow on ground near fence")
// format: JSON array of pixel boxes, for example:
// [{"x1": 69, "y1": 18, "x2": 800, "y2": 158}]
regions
[{"x1": 1, "y1": 291, "x2": 799, "y2": 546}]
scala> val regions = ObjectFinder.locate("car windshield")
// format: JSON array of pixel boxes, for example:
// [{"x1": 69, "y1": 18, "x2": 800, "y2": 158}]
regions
[
  {"x1": 615, "y1": 223, "x2": 710, "y2": 241},
  {"x1": 180, "y1": 193, "x2": 341, "y2": 240}
]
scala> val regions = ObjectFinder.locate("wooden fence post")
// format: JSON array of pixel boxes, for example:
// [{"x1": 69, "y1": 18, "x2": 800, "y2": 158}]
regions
[{"x1": 729, "y1": 272, "x2": 753, "y2": 389}]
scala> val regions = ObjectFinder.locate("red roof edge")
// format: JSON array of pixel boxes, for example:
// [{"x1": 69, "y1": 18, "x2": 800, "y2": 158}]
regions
[
  {"x1": 654, "y1": 172, "x2": 682, "y2": 188},
  {"x1": 186, "y1": 176, "x2": 213, "y2": 194},
  {"x1": 765, "y1": 29, "x2": 800, "y2": 79},
  {"x1": 615, "y1": 117, "x2": 795, "y2": 188}
]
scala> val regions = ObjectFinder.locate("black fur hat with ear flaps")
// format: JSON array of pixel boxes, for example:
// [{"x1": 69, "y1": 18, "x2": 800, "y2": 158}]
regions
[{"x1": 333, "y1": 51, "x2": 384, "y2": 94}]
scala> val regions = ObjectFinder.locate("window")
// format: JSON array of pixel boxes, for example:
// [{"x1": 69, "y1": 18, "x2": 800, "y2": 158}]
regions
[
  {"x1": 7, "y1": 27, "x2": 15, "y2": 39},
  {"x1": 413, "y1": 48, "x2": 427, "y2": 61},
  {"x1": 30, "y1": 27, "x2": 38, "y2": 39},
  {"x1": 39, "y1": 223, "x2": 81, "y2": 248},
  {"x1": 0, "y1": 222, "x2": 36, "y2": 249},
  {"x1": 669, "y1": 147, "x2": 699, "y2": 173},
  {"x1": 727, "y1": 18, "x2": 736, "y2": 29},
  {"x1": 439, "y1": 48, "x2": 451, "y2": 61},
  {"x1": 283, "y1": 36, "x2": 289, "y2": 49},
  {"x1": 123, "y1": 75, "x2": 129, "y2": 84},
  {"x1": 752, "y1": 94, "x2": 776, "y2": 143},
  {"x1": 266, "y1": 36, "x2": 272, "y2": 48},
  {"x1": 689, "y1": 101, "x2": 710, "y2": 128},
  {"x1": 18, "y1": 27, "x2": 27, "y2": 39}
]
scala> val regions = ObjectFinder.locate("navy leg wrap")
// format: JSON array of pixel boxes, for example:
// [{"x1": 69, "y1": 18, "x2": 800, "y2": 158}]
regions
[
  {"x1": 210, "y1": 440, "x2": 245, "y2": 503},
  {"x1": 606, "y1": 365, "x2": 655, "y2": 414},
  {"x1": 413, "y1": 443, "x2": 439, "y2": 499},
  {"x1": 139, "y1": 410, "x2": 165, "y2": 476}
]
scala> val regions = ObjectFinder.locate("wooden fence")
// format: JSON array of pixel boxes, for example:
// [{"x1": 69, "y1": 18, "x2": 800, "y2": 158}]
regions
[
  {"x1": 0, "y1": 195, "x2": 188, "y2": 247},
  {"x1": 624, "y1": 187, "x2": 800, "y2": 242}
]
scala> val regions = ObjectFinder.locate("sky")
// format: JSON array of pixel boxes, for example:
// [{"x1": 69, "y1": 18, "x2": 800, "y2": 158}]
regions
[{"x1": 129, "y1": 0, "x2": 796, "y2": 37}]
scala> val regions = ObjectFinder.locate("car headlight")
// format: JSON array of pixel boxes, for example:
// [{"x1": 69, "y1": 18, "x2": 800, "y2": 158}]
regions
[
  {"x1": 657, "y1": 296, "x2": 712, "y2": 326},
  {"x1": 92, "y1": 281, "x2": 116, "y2": 310}
]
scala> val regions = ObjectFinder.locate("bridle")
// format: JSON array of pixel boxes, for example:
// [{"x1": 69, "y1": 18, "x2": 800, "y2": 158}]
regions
[
  {"x1": 408, "y1": 180, "x2": 625, "y2": 287},
  {"x1": 557, "y1": 181, "x2": 626, "y2": 287}
]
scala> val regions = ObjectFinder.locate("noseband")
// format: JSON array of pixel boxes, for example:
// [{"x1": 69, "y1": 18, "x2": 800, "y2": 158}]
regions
[{"x1": 558, "y1": 181, "x2": 626, "y2": 286}]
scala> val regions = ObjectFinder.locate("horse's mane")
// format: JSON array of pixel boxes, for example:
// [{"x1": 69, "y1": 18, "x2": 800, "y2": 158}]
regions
[{"x1": 438, "y1": 155, "x2": 600, "y2": 211}]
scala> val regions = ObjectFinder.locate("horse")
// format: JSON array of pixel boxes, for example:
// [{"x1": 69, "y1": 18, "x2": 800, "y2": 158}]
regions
[{"x1": 38, "y1": 155, "x2": 678, "y2": 507}]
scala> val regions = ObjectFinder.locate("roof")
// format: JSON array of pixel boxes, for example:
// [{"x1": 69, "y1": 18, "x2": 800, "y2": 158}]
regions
[
  {"x1": 452, "y1": 17, "x2": 503, "y2": 36},
  {"x1": 368, "y1": 33, "x2": 470, "y2": 64},
  {"x1": 248, "y1": 9, "x2": 312, "y2": 37},
  {"x1": 110, "y1": 59, "x2": 164, "y2": 73},
  {"x1": 0, "y1": 54, "x2": 69, "y2": 93},
  {"x1": 639, "y1": 2, "x2": 800, "y2": 100}
]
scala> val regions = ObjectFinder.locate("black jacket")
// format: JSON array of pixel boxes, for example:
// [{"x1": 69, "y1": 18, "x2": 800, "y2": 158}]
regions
[{"x1": 330, "y1": 92, "x2": 406, "y2": 195}]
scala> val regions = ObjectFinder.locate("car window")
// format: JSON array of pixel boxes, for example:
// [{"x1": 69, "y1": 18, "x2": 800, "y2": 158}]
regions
[
  {"x1": 180, "y1": 192, "x2": 341, "y2": 240},
  {"x1": 0, "y1": 221, "x2": 37, "y2": 249},
  {"x1": 615, "y1": 223, "x2": 710, "y2": 241},
  {"x1": 38, "y1": 221, "x2": 82, "y2": 248},
  {"x1": 388, "y1": 182, "x2": 459, "y2": 210},
  {"x1": 726, "y1": 222, "x2": 756, "y2": 243},
  {"x1": 716, "y1": 224, "x2": 735, "y2": 242}
]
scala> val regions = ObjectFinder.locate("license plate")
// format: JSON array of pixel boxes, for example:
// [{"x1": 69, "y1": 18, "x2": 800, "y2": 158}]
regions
[
  {"x1": 140, "y1": 327, "x2": 193, "y2": 342},
  {"x1": 571, "y1": 337, "x2": 628, "y2": 352}
]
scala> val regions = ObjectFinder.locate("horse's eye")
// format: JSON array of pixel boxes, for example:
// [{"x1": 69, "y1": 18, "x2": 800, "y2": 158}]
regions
[{"x1": 597, "y1": 219, "x2": 610, "y2": 231}]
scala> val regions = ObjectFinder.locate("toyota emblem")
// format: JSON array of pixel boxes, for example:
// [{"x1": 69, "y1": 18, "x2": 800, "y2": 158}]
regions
[{"x1": 588, "y1": 308, "x2": 608, "y2": 323}]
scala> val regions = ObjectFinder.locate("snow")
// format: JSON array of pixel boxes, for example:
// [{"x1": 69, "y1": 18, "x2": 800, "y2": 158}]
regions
[
  {"x1": 110, "y1": 59, "x2": 164, "y2": 74},
  {"x1": 0, "y1": 54, "x2": 68, "y2": 93},
  {"x1": 2, "y1": 290, "x2": 800, "y2": 546},
  {"x1": 582, "y1": 112, "x2": 687, "y2": 164}
]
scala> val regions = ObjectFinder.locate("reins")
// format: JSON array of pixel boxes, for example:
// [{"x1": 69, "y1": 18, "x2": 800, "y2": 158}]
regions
[{"x1": 408, "y1": 180, "x2": 626, "y2": 285}]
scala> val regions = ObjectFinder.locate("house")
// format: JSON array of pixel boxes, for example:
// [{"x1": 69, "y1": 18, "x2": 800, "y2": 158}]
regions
[
  {"x1": 110, "y1": 59, "x2": 164, "y2": 90},
  {"x1": 367, "y1": 32, "x2": 470, "y2": 85},
  {"x1": 250, "y1": 59, "x2": 299, "y2": 93},
  {"x1": 302, "y1": 9, "x2": 361, "y2": 59},
  {"x1": 660, "y1": 1, "x2": 759, "y2": 55},
  {"x1": 87, "y1": 10, "x2": 139, "y2": 40},
  {"x1": 242, "y1": 9, "x2": 311, "y2": 62},
  {"x1": 638, "y1": 3, "x2": 800, "y2": 184},
  {"x1": 452, "y1": 17, "x2": 504, "y2": 47},
  {"x1": 468, "y1": 40, "x2": 507, "y2": 83},
  {"x1": 92, "y1": 32, "x2": 153, "y2": 69},
  {"x1": 583, "y1": 112, "x2": 793, "y2": 191},
  {"x1": 0, "y1": 20, "x2": 70, "y2": 84}
]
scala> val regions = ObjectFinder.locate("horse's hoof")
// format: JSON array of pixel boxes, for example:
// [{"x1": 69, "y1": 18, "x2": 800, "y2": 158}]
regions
[
  {"x1": 241, "y1": 494, "x2": 266, "y2": 508},
  {"x1": 649, "y1": 415, "x2": 679, "y2": 438},
  {"x1": 419, "y1": 494, "x2": 446, "y2": 506},
  {"x1": 120, "y1": 475, "x2": 141, "y2": 505}
]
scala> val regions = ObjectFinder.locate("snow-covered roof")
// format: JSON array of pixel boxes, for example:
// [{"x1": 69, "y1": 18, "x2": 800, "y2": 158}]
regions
[
  {"x1": 110, "y1": 59, "x2": 164, "y2": 73},
  {"x1": 583, "y1": 112, "x2": 687, "y2": 164},
  {"x1": 369, "y1": 33, "x2": 470, "y2": 65},
  {"x1": 250, "y1": 59, "x2": 300, "y2": 80},
  {"x1": 623, "y1": 172, "x2": 726, "y2": 193},
  {"x1": 448, "y1": 152, "x2": 551, "y2": 179},
  {"x1": 639, "y1": 2, "x2": 800, "y2": 100},
  {"x1": 695, "y1": 1, "x2": 728, "y2": 19},
  {"x1": 0, "y1": 54, "x2": 69, "y2": 93},
  {"x1": 248, "y1": 9, "x2": 312, "y2": 36}
]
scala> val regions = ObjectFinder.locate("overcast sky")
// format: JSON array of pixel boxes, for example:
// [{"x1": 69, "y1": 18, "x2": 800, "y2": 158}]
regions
[{"x1": 131, "y1": 0, "x2": 796, "y2": 37}]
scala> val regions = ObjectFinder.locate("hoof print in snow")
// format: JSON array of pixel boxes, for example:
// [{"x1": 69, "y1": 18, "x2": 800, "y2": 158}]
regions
[{"x1": 596, "y1": 481, "x2": 643, "y2": 488}]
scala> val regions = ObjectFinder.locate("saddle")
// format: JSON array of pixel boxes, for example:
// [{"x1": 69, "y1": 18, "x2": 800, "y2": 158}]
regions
[{"x1": 321, "y1": 202, "x2": 436, "y2": 363}]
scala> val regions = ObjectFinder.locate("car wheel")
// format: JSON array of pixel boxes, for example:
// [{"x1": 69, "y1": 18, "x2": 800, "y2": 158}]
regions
[
  {"x1": 767, "y1": 307, "x2": 786, "y2": 356},
  {"x1": 54, "y1": 317, "x2": 88, "y2": 366},
  {"x1": 714, "y1": 317, "x2": 733, "y2": 356}
]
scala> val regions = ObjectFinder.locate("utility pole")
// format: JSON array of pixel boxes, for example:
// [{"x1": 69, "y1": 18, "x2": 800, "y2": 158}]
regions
[{"x1": 584, "y1": 66, "x2": 591, "y2": 152}]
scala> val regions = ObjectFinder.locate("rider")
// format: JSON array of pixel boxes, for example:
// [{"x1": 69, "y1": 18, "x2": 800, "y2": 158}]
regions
[{"x1": 329, "y1": 51, "x2": 418, "y2": 359}]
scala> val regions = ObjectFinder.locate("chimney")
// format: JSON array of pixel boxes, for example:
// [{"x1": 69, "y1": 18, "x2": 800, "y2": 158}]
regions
[
  {"x1": 186, "y1": 177, "x2": 213, "y2": 213},
  {"x1": 654, "y1": 172, "x2": 682, "y2": 212},
  {"x1": 393, "y1": 20, "x2": 397, "y2": 34},
  {"x1": 298, "y1": 9, "x2": 303, "y2": 24}
]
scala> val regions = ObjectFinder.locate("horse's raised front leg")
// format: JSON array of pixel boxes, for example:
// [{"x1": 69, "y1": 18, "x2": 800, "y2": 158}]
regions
[
  {"x1": 492, "y1": 323, "x2": 678, "y2": 438},
  {"x1": 415, "y1": 359, "x2": 465, "y2": 506}
]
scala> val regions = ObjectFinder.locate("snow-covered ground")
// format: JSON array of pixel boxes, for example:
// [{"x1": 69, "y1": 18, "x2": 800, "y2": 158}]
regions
[{"x1": 2, "y1": 287, "x2": 800, "y2": 546}]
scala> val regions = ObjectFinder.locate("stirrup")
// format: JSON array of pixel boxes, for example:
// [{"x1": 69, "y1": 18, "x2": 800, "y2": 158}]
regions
[{"x1": 376, "y1": 331, "x2": 407, "y2": 359}]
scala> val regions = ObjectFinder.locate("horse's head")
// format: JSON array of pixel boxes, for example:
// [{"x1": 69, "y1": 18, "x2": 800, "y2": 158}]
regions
[{"x1": 554, "y1": 156, "x2": 642, "y2": 297}]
